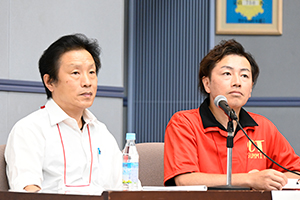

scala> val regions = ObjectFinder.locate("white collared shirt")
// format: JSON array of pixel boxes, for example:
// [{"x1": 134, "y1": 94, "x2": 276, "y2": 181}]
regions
[{"x1": 5, "y1": 99, "x2": 122, "y2": 194}]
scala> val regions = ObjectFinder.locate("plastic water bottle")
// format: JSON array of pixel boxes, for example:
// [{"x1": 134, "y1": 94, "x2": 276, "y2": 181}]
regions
[{"x1": 122, "y1": 133, "x2": 139, "y2": 190}]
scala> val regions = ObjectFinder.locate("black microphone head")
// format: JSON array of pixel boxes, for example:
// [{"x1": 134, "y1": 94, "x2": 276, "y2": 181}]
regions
[{"x1": 214, "y1": 95, "x2": 227, "y2": 107}]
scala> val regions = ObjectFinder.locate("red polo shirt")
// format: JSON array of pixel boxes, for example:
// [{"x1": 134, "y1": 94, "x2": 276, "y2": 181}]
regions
[{"x1": 164, "y1": 98, "x2": 300, "y2": 186}]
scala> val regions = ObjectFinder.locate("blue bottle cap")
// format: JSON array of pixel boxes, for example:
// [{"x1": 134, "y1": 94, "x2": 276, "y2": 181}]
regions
[{"x1": 126, "y1": 133, "x2": 136, "y2": 140}]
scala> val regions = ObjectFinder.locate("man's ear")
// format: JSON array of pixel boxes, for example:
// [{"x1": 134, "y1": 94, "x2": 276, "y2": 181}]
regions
[
  {"x1": 202, "y1": 76, "x2": 211, "y2": 94},
  {"x1": 43, "y1": 74, "x2": 54, "y2": 92}
]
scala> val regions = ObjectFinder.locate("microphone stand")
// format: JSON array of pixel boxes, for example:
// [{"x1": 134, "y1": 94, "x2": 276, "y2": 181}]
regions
[
  {"x1": 226, "y1": 119, "x2": 234, "y2": 186},
  {"x1": 209, "y1": 118, "x2": 249, "y2": 190}
]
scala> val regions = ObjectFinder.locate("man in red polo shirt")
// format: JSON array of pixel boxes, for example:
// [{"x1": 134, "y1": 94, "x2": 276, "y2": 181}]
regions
[{"x1": 164, "y1": 39, "x2": 300, "y2": 191}]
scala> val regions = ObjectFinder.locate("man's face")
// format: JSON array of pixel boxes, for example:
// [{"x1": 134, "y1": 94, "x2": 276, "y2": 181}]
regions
[
  {"x1": 202, "y1": 54, "x2": 253, "y2": 110},
  {"x1": 49, "y1": 49, "x2": 98, "y2": 114}
]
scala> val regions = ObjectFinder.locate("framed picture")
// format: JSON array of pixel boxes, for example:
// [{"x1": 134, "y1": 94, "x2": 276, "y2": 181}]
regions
[{"x1": 216, "y1": 0, "x2": 282, "y2": 35}]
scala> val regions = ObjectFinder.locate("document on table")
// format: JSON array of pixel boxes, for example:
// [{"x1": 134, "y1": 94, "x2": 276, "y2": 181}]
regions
[
  {"x1": 282, "y1": 178, "x2": 300, "y2": 190},
  {"x1": 272, "y1": 191, "x2": 300, "y2": 200},
  {"x1": 142, "y1": 185, "x2": 207, "y2": 191},
  {"x1": 272, "y1": 179, "x2": 300, "y2": 200}
]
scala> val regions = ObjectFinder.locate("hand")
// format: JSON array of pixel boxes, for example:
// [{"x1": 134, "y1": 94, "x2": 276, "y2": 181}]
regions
[
  {"x1": 247, "y1": 169, "x2": 288, "y2": 191},
  {"x1": 24, "y1": 185, "x2": 41, "y2": 192}
]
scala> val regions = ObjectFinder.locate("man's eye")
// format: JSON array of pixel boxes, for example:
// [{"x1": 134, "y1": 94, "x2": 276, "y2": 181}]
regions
[
  {"x1": 72, "y1": 71, "x2": 79, "y2": 75},
  {"x1": 223, "y1": 72, "x2": 231, "y2": 76}
]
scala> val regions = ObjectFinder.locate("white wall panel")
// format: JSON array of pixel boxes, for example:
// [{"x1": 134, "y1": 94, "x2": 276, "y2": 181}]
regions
[
  {"x1": 9, "y1": 0, "x2": 124, "y2": 87},
  {"x1": 0, "y1": 0, "x2": 9, "y2": 79},
  {"x1": 0, "y1": 0, "x2": 125, "y2": 148}
]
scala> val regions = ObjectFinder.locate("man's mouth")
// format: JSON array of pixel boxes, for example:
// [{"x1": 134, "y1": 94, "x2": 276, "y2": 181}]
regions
[
  {"x1": 229, "y1": 91, "x2": 243, "y2": 96},
  {"x1": 80, "y1": 92, "x2": 93, "y2": 97}
]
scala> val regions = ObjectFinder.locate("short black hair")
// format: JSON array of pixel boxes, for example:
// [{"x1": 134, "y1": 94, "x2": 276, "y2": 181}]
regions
[
  {"x1": 38, "y1": 33, "x2": 101, "y2": 99},
  {"x1": 198, "y1": 39, "x2": 259, "y2": 96}
]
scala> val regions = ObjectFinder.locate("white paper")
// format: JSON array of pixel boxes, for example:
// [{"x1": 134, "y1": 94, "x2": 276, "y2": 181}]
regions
[
  {"x1": 142, "y1": 185, "x2": 207, "y2": 191},
  {"x1": 272, "y1": 190, "x2": 300, "y2": 200},
  {"x1": 282, "y1": 178, "x2": 300, "y2": 190}
]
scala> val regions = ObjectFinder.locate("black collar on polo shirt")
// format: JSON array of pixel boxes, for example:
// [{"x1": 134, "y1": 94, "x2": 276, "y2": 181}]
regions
[{"x1": 199, "y1": 97, "x2": 258, "y2": 134}]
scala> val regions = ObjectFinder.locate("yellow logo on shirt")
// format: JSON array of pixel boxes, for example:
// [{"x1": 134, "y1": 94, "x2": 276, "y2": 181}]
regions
[{"x1": 247, "y1": 140, "x2": 266, "y2": 159}]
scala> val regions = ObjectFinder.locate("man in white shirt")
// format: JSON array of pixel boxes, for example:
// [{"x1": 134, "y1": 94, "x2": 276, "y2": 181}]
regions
[{"x1": 5, "y1": 34, "x2": 122, "y2": 194}]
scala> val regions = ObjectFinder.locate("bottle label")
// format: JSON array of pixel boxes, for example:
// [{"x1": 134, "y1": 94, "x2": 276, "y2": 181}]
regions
[{"x1": 122, "y1": 162, "x2": 139, "y2": 186}]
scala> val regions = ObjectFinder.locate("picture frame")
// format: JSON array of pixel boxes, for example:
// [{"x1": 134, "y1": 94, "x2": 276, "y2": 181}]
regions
[{"x1": 216, "y1": 0, "x2": 282, "y2": 35}]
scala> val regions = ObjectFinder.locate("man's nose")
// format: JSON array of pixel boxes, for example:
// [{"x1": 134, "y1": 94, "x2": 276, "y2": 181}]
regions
[
  {"x1": 232, "y1": 74, "x2": 241, "y2": 87},
  {"x1": 81, "y1": 73, "x2": 92, "y2": 87}
]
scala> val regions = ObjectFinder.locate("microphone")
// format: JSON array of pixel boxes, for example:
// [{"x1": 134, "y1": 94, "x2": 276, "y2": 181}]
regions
[{"x1": 214, "y1": 95, "x2": 237, "y2": 120}]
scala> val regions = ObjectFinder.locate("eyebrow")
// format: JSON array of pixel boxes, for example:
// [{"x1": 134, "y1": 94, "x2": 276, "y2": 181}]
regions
[
  {"x1": 221, "y1": 65, "x2": 251, "y2": 72},
  {"x1": 68, "y1": 63, "x2": 96, "y2": 68}
]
